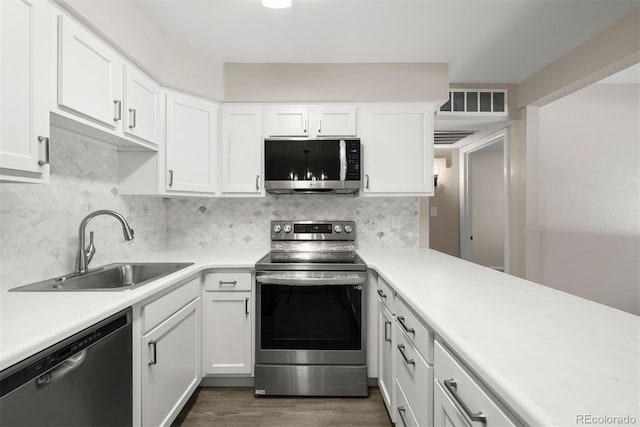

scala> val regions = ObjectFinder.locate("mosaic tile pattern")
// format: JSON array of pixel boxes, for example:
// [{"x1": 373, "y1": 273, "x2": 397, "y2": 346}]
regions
[
  {"x1": 0, "y1": 129, "x2": 166, "y2": 290},
  {"x1": 165, "y1": 194, "x2": 419, "y2": 250}
]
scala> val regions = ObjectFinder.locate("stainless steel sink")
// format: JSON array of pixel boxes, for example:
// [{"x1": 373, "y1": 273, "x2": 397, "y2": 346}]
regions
[{"x1": 10, "y1": 262, "x2": 194, "y2": 292}]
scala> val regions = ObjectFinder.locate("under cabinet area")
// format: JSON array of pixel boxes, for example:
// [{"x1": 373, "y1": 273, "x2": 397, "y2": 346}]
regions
[
  {"x1": 0, "y1": 0, "x2": 50, "y2": 183},
  {"x1": 203, "y1": 271, "x2": 253, "y2": 375},
  {"x1": 139, "y1": 277, "x2": 202, "y2": 427}
]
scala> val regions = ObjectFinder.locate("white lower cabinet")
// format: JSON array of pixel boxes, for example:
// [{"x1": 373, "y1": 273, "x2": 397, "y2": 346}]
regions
[
  {"x1": 434, "y1": 380, "x2": 473, "y2": 427},
  {"x1": 139, "y1": 279, "x2": 202, "y2": 427},
  {"x1": 396, "y1": 325, "x2": 433, "y2": 427},
  {"x1": 396, "y1": 378, "x2": 421, "y2": 427},
  {"x1": 378, "y1": 299, "x2": 396, "y2": 422},
  {"x1": 204, "y1": 291, "x2": 252, "y2": 375}
]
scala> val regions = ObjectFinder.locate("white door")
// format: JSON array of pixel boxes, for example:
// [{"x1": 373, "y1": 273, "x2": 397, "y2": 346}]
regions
[
  {"x1": 142, "y1": 299, "x2": 201, "y2": 427},
  {"x1": 265, "y1": 105, "x2": 309, "y2": 136},
  {"x1": 310, "y1": 106, "x2": 357, "y2": 137},
  {"x1": 361, "y1": 105, "x2": 434, "y2": 195},
  {"x1": 203, "y1": 292, "x2": 252, "y2": 375},
  {"x1": 57, "y1": 15, "x2": 123, "y2": 129},
  {"x1": 166, "y1": 93, "x2": 218, "y2": 193},
  {"x1": 123, "y1": 65, "x2": 160, "y2": 145},
  {"x1": 0, "y1": 0, "x2": 50, "y2": 177},
  {"x1": 221, "y1": 105, "x2": 262, "y2": 194},
  {"x1": 378, "y1": 302, "x2": 396, "y2": 422},
  {"x1": 433, "y1": 381, "x2": 472, "y2": 427}
]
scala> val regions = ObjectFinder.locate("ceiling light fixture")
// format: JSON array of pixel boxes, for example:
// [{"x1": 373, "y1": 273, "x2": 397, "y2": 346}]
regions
[{"x1": 262, "y1": 0, "x2": 292, "y2": 9}]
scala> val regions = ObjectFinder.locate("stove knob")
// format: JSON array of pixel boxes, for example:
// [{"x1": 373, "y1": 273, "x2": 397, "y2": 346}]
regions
[
  {"x1": 273, "y1": 224, "x2": 282, "y2": 233},
  {"x1": 334, "y1": 224, "x2": 342, "y2": 233},
  {"x1": 344, "y1": 225, "x2": 353, "y2": 233},
  {"x1": 283, "y1": 224, "x2": 292, "y2": 233}
]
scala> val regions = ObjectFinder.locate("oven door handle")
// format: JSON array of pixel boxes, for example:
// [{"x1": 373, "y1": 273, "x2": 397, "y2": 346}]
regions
[{"x1": 256, "y1": 273, "x2": 366, "y2": 286}]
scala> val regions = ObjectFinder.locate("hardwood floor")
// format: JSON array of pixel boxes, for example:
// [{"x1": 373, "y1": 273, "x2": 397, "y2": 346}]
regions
[{"x1": 172, "y1": 387, "x2": 393, "y2": 427}]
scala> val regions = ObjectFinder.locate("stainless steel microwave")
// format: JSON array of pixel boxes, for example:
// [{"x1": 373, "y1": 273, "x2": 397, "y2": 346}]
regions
[{"x1": 264, "y1": 138, "x2": 361, "y2": 194}]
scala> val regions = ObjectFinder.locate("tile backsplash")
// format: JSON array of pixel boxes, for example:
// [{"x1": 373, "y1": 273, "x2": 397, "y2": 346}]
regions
[
  {"x1": 0, "y1": 129, "x2": 166, "y2": 290},
  {"x1": 0, "y1": 129, "x2": 420, "y2": 289},
  {"x1": 165, "y1": 195, "x2": 419, "y2": 250}
]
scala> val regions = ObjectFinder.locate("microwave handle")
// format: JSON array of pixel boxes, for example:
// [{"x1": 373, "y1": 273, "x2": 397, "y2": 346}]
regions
[{"x1": 339, "y1": 140, "x2": 347, "y2": 181}]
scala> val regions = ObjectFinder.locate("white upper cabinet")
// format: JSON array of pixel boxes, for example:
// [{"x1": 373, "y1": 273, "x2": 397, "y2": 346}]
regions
[
  {"x1": 123, "y1": 65, "x2": 160, "y2": 145},
  {"x1": 221, "y1": 105, "x2": 263, "y2": 195},
  {"x1": 166, "y1": 92, "x2": 218, "y2": 194},
  {"x1": 360, "y1": 104, "x2": 435, "y2": 196},
  {"x1": 57, "y1": 14, "x2": 123, "y2": 130},
  {"x1": 264, "y1": 105, "x2": 357, "y2": 137},
  {"x1": 0, "y1": 0, "x2": 50, "y2": 183},
  {"x1": 54, "y1": 13, "x2": 159, "y2": 149},
  {"x1": 310, "y1": 106, "x2": 357, "y2": 137}
]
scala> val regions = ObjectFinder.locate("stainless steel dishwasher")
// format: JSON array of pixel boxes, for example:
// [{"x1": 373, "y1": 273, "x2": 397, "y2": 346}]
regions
[{"x1": 0, "y1": 308, "x2": 132, "y2": 426}]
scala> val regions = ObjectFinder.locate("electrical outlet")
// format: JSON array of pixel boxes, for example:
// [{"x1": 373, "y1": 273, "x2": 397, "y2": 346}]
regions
[
  {"x1": 430, "y1": 207, "x2": 438, "y2": 217},
  {"x1": 391, "y1": 216, "x2": 401, "y2": 229}
]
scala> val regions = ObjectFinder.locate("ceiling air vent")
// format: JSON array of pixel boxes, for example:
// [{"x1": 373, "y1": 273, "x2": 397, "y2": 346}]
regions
[
  {"x1": 439, "y1": 89, "x2": 507, "y2": 115},
  {"x1": 434, "y1": 130, "x2": 476, "y2": 145}
]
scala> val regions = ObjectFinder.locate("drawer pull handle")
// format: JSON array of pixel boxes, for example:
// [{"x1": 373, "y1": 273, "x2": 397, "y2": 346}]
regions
[
  {"x1": 38, "y1": 136, "x2": 49, "y2": 166},
  {"x1": 113, "y1": 100, "x2": 122, "y2": 122},
  {"x1": 219, "y1": 280, "x2": 237, "y2": 286},
  {"x1": 377, "y1": 289, "x2": 387, "y2": 299},
  {"x1": 148, "y1": 340, "x2": 157, "y2": 365},
  {"x1": 256, "y1": 174, "x2": 260, "y2": 191},
  {"x1": 444, "y1": 379, "x2": 487, "y2": 425},
  {"x1": 397, "y1": 344, "x2": 415, "y2": 366},
  {"x1": 384, "y1": 321, "x2": 392, "y2": 342},
  {"x1": 397, "y1": 316, "x2": 415, "y2": 335},
  {"x1": 245, "y1": 297, "x2": 250, "y2": 315},
  {"x1": 397, "y1": 406, "x2": 408, "y2": 427},
  {"x1": 168, "y1": 170, "x2": 174, "y2": 187},
  {"x1": 128, "y1": 108, "x2": 137, "y2": 129}
]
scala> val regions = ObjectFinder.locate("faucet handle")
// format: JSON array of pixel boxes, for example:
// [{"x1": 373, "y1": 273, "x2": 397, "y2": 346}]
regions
[{"x1": 85, "y1": 231, "x2": 96, "y2": 265}]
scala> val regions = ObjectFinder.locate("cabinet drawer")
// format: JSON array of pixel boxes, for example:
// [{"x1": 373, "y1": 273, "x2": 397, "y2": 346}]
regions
[
  {"x1": 434, "y1": 340, "x2": 516, "y2": 427},
  {"x1": 395, "y1": 379, "x2": 420, "y2": 427},
  {"x1": 376, "y1": 277, "x2": 396, "y2": 313},
  {"x1": 395, "y1": 327, "x2": 433, "y2": 427},
  {"x1": 396, "y1": 298, "x2": 433, "y2": 364},
  {"x1": 142, "y1": 277, "x2": 200, "y2": 334},
  {"x1": 204, "y1": 271, "x2": 252, "y2": 291}
]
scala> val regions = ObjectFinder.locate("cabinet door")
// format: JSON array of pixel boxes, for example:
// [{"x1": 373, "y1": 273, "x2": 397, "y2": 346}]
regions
[
  {"x1": 166, "y1": 93, "x2": 218, "y2": 193},
  {"x1": 221, "y1": 106, "x2": 262, "y2": 194},
  {"x1": 142, "y1": 298, "x2": 201, "y2": 427},
  {"x1": 310, "y1": 106, "x2": 357, "y2": 137},
  {"x1": 378, "y1": 302, "x2": 396, "y2": 422},
  {"x1": 434, "y1": 381, "x2": 472, "y2": 427},
  {"x1": 0, "y1": 0, "x2": 50, "y2": 179},
  {"x1": 361, "y1": 105, "x2": 434, "y2": 195},
  {"x1": 204, "y1": 292, "x2": 252, "y2": 375},
  {"x1": 265, "y1": 105, "x2": 309, "y2": 137},
  {"x1": 124, "y1": 65, "x2": 160, "y2": 145},
  {"x1": 57, "y1": 15, "x2": 123, "y2": 129}
]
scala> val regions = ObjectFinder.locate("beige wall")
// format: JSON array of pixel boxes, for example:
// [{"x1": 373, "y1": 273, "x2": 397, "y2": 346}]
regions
[
  {"x1": 428, "y1": 149, "x2": 460, "y2": 256},
  {"x1": 507, "y1": 117, "x2": 527, "y2": 278},
  {"x1": 533, "y1": 84, "x2": 640, "y2": 315},
  {"x1": 518, "y1": 9, "x2": 640, "y2": 108},
  {"x1": 224, "y1": 63, "x2": 449, "y2": 102},
  {"x1": 59, "y1": 0, "x2": 224, "y2": 100}
]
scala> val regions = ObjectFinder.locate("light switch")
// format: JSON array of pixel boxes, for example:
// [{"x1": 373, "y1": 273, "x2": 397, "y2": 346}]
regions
[{"x1": 430, "y1": 207, "x2": 438, "y2": 217}]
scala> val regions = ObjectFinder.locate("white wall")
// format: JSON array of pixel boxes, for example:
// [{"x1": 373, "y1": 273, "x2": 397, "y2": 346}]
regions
[
  {"x1": 428, "y1": 148, "x2": 460, "y2": 256},
  {"x1": 535, "y1": 83, "x2": 640, "y2": 314}
]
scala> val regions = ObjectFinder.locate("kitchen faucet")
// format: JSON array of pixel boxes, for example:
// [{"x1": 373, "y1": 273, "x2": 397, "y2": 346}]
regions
[{"x1": 75, "y1": 210, "x2": 135, "y2": 274}]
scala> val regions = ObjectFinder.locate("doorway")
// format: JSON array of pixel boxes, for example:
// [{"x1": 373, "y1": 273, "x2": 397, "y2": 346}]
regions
[{"x1": 459, "y1": 131, "x2": 509, "y2": 272}]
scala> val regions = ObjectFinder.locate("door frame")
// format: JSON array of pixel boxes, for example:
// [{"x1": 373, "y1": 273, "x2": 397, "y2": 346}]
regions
[{"x1": 459, "y1": 129, "x2": 510, "y2": 272}]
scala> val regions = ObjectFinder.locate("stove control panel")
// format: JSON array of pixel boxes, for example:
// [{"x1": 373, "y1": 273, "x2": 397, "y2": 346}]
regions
[{"x1": 271, "y1": 221, "x2": 356, "y2": 241}]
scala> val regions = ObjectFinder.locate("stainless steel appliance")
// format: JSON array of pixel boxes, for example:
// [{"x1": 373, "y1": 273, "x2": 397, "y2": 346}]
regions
[
  {"x1": 0, "y1": 309, "x2": 132, "y2": 426},
  {"x1": 264, "y1": 138, "x2": 361, "y2": 194},
  {"x1": 255, "y1": 220, "x2": 367, "y2": 396}
]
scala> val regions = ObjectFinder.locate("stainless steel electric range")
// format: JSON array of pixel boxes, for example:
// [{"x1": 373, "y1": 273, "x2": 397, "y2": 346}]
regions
[{"x1": 254, "y1": 220, "x2": 368, "y2": 397}]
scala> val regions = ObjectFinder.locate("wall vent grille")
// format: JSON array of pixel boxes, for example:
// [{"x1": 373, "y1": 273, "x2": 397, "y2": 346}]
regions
[
  {"x1": 439, "y1": 89, "x2": 507, "y2": 115},
  {"x1": 434, "y1": 130, "x2": 476, "y2": 145}
]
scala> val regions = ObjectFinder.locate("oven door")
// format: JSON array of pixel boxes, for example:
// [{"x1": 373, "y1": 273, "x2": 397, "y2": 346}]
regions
[{"x1": 256, "y1": 271, "x2": 367, "y2": 365}]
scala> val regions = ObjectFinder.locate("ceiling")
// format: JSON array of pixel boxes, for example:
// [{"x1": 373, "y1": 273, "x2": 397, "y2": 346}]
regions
[{"x1": 133, "y1": 0, "x2": 638, "y2": 83}]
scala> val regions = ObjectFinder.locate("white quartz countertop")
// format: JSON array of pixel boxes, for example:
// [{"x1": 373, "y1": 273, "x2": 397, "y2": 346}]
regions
[
  {"x1": 1, "y1": 247, "x2": 638, "y2": 426},
  {"x1": 358, "y1": 248, "x2": 640, "y2": 427},
  {"x1": 0, "y1": 248, "x2": 267, "y2": 371}
]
